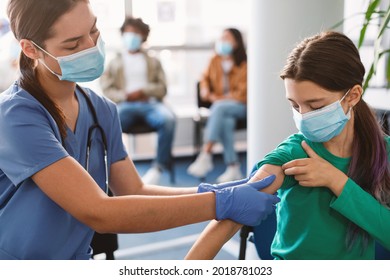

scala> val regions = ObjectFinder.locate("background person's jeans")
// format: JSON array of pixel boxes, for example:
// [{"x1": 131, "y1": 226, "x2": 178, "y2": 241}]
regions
[
  {"x1": 118, "y1": 101, "x2": 176, "y2": 169},
  {"x1": 204, "y1": 100, "x2": 246, "y2": 165}
]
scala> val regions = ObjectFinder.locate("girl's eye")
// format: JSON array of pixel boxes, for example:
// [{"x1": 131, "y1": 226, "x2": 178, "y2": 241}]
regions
[
  {"x1": 310, "y1": 105, "x2": 324, "y2": 110},
  {"x1": 291, "y1": 105, "x2": 299, "y2": 111}
]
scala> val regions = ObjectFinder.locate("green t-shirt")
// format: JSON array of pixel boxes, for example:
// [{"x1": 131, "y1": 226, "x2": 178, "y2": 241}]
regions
[{"x1": 255, "y1": 133, "x2": 390, "y2": 260}]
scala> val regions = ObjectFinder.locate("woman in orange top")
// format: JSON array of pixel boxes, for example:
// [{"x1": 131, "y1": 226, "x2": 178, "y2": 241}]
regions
[{"x1": 188, "y1": 28, "x2": 247, "y2": 183}]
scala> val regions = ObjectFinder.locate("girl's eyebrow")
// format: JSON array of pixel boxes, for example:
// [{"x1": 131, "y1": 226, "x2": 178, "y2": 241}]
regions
[
  {"x1": 304, "y1": 97, "x2": 326, "y2": 103},
  {"x1": 287, "y1": 97, "x2": 326, "y2": 103}
]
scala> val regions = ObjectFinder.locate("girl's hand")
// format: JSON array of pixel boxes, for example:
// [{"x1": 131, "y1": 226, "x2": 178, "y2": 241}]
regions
[{"x1": 281, "y1": 141, "x2": 348, "y2": 196}]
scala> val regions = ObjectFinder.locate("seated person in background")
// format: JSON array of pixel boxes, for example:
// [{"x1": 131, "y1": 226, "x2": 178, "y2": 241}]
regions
[
  {"x1": 185, "y1": 31, "x2": 390, "y2": 260},
  {"x1": 0, "y1": 20, "x2": 20, "y2": 92},
  {"x1": 100, "y1": 17, "x2": 176, "y2": 185},
  {"x1": 187, "y1": 28, "x2": 247, "y2": 183},
  {"x1": 0, "y1": 17, "x2": 10, "y2": 36}
]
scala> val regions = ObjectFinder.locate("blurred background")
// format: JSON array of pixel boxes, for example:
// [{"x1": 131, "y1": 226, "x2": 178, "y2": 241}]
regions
[{"x1": 1, "y1": 0, "x2": 388, "y2": 161}]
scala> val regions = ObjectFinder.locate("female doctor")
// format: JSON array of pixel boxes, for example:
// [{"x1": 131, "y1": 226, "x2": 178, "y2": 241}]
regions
[{"x1": 0, "y1": 0, "x2": 279, "y2": 260}]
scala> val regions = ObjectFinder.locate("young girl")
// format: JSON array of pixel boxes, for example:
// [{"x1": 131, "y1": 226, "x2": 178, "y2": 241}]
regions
[
  {"x1": 185, "y1": 31, "x2": 390, "y2": 260},
  {"x1": 0, "y1": 0, "x2": 279, "y2": 260}
]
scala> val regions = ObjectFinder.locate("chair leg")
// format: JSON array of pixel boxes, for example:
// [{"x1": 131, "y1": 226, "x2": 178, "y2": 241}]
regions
[
  {"x1": 239, "y1": 226, "x2": 253, "y2": 260},
  {"x1": 105, "y1": 251, "x2": 115, "y2": 260},
  {"x1": 193, "y1": 121, "x2": 202, "y2": 158},
  {"x1": 169, "y1": 165, "x2": 175, "y2": 184}
]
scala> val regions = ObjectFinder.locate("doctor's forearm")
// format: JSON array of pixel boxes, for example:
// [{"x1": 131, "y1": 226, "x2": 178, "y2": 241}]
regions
[
  {"x1": 92, "y1": 192, "x2": 216, "y2": 234},
  {"x1": 109, "y1": 158, "x2": 197, "y2": 196},
  {"x1": 139, "y1": 184, "x2": 198, "y2": 195}
]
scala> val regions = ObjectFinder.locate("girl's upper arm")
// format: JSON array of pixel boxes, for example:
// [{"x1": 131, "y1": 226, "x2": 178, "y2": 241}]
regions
[{"x1": 249, "y1": 164, "x2": 285, "y2": 194}]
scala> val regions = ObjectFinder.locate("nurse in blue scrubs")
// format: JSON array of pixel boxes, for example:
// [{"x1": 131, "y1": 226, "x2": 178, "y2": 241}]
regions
[{"x1": 0, "y1": 0, "x2": 280, "y2": 260}]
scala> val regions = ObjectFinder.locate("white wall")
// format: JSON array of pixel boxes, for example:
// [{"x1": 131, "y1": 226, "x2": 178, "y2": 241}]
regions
[{"x1": 247, "y1": 0, "x2": 345, "y2": 170}]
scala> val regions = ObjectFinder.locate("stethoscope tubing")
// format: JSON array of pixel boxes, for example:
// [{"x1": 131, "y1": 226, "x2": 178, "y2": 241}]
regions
[{"x1": 77, "y1": 85, "x2": 109, "y2": 194}]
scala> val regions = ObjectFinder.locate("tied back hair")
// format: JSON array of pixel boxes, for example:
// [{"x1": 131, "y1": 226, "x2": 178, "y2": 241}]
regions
[
  {"x1": 7, "y1": 0, "x2": 87, "y2": 141},
  {"x1": 280, "y1": 31, "x2": 390, "y2": 250}
]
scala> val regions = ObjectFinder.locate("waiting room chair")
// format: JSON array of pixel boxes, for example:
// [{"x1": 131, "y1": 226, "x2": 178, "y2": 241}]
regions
[
  {"x1": 193, "y1": 82, "x2": 247, "y2": 155},
  {"x1": 123, "y1": 119, "x2": 175, "y2": 183},
  {"x1": 91, "y1": 231, "x2": 117, "y2": 260},
  {"x1": 239, "y1": 213, "x2": 276, "y2": 260},
  {"x1": 91, "y1": 189, "x2": 118, "y2": 260}
]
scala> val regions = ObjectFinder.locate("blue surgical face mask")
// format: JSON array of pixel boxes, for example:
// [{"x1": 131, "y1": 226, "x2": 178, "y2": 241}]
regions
[
  {"x1": 32, "y1": 35, "x2": 106, "y2": 82},
  {"x1": 215, "y1": 41, "x2": 233, "y2": 56},
  {"x1": 122, "y1": 32, "x2": 142, "y2": 52},
  {"x1": 292, "y1": 89, "x2": 352, "y2": 142}
]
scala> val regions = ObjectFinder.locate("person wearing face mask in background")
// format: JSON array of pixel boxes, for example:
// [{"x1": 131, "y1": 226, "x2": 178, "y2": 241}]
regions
[
  {"x1": 0, "y1": 18, "x2": 20, "y2": 92},
  {"x1": 0, "y1": 0, "x2": 280, "y2": 260},
  {"x1": 187, "y1": 28, "x2": 247, "y2": 183},
  {"x1": 185, "y1": 31, "x2": 390, "y2": 260},
  {"x1": 100, "y1": 17, "x2": 176, "y2": 185}
]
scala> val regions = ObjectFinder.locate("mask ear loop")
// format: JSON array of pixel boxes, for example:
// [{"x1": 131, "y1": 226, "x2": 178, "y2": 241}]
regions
[
  {"x1": 340, "y1": 88, "x2": 353, "y2": 118},
  {"x1": 340, "y1": 88, "x2": 351, "y2": 102},
  {"x1": 30, "y1": 41, "x2": 58, "y2": 60},
  {"x1": 340, "y1": 88, "x2": 353, "y2": 119},
  {"x1": 30, "y1": 41, "x2": 62, "y2": 79}
]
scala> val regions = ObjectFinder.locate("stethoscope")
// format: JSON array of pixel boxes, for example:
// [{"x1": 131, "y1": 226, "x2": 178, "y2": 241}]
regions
[
  {"x1": 0, "y1": 83, "x2": 110, "y2": 213},
  {"x1": 77, "y1": 85, "x2": 109, "y2": 194}
]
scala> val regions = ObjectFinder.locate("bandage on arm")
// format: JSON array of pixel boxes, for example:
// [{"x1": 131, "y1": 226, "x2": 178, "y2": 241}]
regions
[{"x1": 185, "y1": 164, "x2": 284, "y2": 260}]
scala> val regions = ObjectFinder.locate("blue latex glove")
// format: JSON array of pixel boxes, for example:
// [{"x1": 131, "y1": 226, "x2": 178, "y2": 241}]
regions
[
  {"x1": 214, "y1": 175, "x2": 280, "y2": 226},
  {"x1": 197, "y1": 171, "x2": 257, "y2": 193}
]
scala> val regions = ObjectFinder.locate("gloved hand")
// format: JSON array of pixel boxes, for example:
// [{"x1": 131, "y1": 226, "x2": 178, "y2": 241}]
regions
[
  {"x1": 197, "y1": 171, "x2": 258, "y2": 193},
  {"x1": 214, "y1": 176, "x2": 280, "y2": 226}
]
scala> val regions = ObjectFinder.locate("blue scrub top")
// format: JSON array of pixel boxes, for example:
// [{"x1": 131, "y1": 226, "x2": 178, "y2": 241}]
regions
[{"x1": 0, "y1": 83, "x2": 128, "y2": 259}]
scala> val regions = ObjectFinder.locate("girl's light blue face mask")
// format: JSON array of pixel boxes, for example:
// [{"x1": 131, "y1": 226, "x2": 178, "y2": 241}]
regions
[
  {"x1": 122, "y1": 32, "x2": 142, "y2": 52},
  {"x1": 32, "y1": 35, "x2": 105, "y2": 83},
  {"x1": 292, "y1": 89, "x2": 352, "y2": 143},
  {"x1": 215, "y1": 40, "x2": 233, "y2": 56}
]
